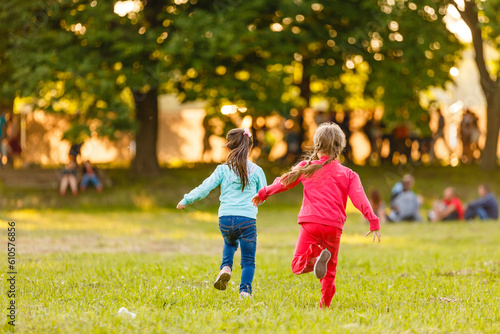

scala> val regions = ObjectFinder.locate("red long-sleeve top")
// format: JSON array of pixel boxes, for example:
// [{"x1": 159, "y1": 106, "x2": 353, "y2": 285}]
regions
[{"x1": 258, "y1": 156, "x2": 380, "y2": 231}]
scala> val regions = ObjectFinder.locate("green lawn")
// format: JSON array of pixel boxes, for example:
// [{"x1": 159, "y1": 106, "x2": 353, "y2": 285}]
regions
[
  {"x1": 1, "y1": 164, "x2": 500, "y2": 211},
  {"x1": 3, "y1": 207, "x2": 500, "y2": 333}
]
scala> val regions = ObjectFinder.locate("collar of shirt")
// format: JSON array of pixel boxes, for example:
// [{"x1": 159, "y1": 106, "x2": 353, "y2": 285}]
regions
[{"x1": 318, "y1": 156, "x2": 339, "y2": 163}]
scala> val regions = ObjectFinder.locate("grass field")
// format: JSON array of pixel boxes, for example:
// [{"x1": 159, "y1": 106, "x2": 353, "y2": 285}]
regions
[
  {"x1": 2, "y1": 164, "x2": 500, "y2": 211},
  {"x1": 2, "y1": 205, "x2": 500, "y2": 333}
]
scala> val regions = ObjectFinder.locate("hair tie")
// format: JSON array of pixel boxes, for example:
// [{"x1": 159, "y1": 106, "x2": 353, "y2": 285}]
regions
[{"x1": 243, "y1": 128, "x2": 252, "y2": 137}]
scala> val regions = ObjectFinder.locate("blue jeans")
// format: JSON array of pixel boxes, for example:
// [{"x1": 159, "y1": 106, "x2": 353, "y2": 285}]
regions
[
  {"x1": 465, "y1": 206, "x2": 489, "y2": 220},
  {"x1": 81, "y1": 174, "x2": 101, "y2": 189},
  {"x1": 218, "y1": 216, "x2": 257, "y2": 294}
]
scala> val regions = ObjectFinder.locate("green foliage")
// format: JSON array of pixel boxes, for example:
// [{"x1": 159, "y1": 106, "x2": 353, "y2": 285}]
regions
[
  {"x1": 365, "y1": 1, "x2": 461, "y2": 128},
  {"x1": 164, "y1": 0, "x2": 462, "y2": 129},
  {"x1": 474, "y1": 0, "x2": 500, "y2": 78},
  {"x1": 0, "y1": 2, "x2": 19, "y2": 108},
  {"x1": 1, "y1": 0, "x2": 462, "y2": 141},
  {"x1": 1, "y1": 0, "x2": 166, "y2": 140}
]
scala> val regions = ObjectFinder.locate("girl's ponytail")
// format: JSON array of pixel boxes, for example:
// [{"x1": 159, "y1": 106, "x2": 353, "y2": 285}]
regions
[
  {"x1": 281, "y1": 123, "x2": 346, "y2": 187},
  {"x1": 225, "y1": 128, "x2": 253, "y2": 191}
]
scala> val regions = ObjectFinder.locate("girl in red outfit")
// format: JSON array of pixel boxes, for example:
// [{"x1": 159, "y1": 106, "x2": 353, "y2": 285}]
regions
[
  {"x1": 428, "y1": 187, "x2": 464, "y2": 222},
  {"x1": 252, "y1": 123, "x2": 381, "y2": 308}
]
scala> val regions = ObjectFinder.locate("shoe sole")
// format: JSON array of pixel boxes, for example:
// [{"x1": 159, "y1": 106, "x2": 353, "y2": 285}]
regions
[
  {"x1": 314, "y1": 249, "x2": 331, "y2": 279},
  {"x1": 239, "y1": 293, "x2": 252, "y2": 299},
  {"x1": 214, "y1": 272, "x2": 231, "y2": 290}
]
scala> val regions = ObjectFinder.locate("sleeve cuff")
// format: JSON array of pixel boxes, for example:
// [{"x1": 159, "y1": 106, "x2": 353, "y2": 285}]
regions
[
  {"x1": 180, "y1": 197, "x2": 189, "y2": 206},
  {"x1": 369, "y1": 219, "x2": 380, "y2": 231}
]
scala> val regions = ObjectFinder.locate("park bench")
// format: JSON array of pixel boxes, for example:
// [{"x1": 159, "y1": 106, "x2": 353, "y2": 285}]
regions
[{"x1": 0, "y1": 168, "x2": 111, "y2": 190}]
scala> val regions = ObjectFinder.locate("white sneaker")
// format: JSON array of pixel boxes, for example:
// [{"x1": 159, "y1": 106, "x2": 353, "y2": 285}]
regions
[
  {"x1": 314, "y1": 249, "x2": 331, "y2": 279},
  {"x1": 239, "y1": 291, "x2": 252, "y2": 299},
  {"x1": 214, "y1": 266, "x2": 231, "y2": 290}
]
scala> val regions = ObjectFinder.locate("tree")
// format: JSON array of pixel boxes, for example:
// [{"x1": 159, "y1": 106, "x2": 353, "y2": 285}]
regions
[
  {"x1": 449, "y1": 0, "x2": 500, "y2": 169},
  {"x1": 3, "y1": 0, "x2": 175, "y2": 175},
  {"x1": 164, "y1": 0, "x2": 461, "y2": 154},
  {"x1": 0, "y1": 2, "x2": 19, "y2": 117},
  {"x1": 3, "y1": 0, "x2": 463, "y2": 169}
]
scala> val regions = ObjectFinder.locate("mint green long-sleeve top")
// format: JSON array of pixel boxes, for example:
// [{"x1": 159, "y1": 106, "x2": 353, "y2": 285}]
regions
[{"x1": 180, "y1": 161, "x2": 267, "y2": 219}]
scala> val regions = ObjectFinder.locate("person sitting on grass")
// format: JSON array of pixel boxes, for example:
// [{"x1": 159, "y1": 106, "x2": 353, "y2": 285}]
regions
[
  {"x1": 252, "y1": 122, "x2": 381, "y2": 309},
  {"x1": 177, "y1": 128, "x2": 267, "y2": 299},
  {"x1": 387, "y1": 174, "x2": 422, "y2": 222},
  {"x1": 464, "y1": 184, "x2": 498, "y2": 221},
  {"x1": 369, "y1": 189, "x2": 387, "y2": 224},
  {"x1": 428, "y1": 187, "x2": 464, "y2": 222},
  {"x1": 80, "y1": 160, "x2": 103, "y2": 192},
  {"x1": 60, "y1": 161, "x2": 78, "y2": 196}
]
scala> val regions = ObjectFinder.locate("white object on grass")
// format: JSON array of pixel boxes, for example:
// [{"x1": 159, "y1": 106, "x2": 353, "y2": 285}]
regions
[{"x1": 118, "y1": 307, "x2": 137, "y2": 319}]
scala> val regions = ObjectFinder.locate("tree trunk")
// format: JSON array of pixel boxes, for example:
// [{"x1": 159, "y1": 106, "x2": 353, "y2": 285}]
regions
[
  {"x1": 481, "y1": 85, "x2": 500, "y2": 169},
  {"x1": 0, "y1": 99, "x2": 13, "y2": 115},
  {"x1": 131, "y1": 87, "x2": 160, "y2": 176},
  {"x1": 297, "y1": 60, "x2": 311, "y2": 154},
  {"x1": 455, "y1": 1, "x2": 499, "y2": 169}
]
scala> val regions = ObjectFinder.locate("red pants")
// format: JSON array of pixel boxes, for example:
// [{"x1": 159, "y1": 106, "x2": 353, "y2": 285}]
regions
[{"x1": 291, "y1": 223, "x2": 342, "y2": 308}]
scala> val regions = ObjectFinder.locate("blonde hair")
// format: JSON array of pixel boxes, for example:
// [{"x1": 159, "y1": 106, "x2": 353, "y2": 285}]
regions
[{"x1": 281, "y1": 122, "x2": 346, "y2": 186}]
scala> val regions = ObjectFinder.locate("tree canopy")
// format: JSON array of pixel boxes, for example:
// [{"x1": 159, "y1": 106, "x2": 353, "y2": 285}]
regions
[
  {"x1": 166, "y1": 0, "x2": 461, "y2": 131},
  {"x1": 1, "y1": 0, "x2": 469, "y2": 171}
]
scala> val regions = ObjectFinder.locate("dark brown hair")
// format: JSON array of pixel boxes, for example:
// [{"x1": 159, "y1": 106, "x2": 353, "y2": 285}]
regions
[
  {"x1": 281, "y1": 122, "x2": 346, "y2": 187},
  {"x1": 369, "y1": 189, "x2": 382, "y2": 209},
  {"x1": 225, "y1": 128, "x2": 253, "y2": 191}
]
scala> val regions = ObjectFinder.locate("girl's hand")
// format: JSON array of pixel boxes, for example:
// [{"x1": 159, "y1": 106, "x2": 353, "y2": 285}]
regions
[
  {"x1": 251, "y1": 194, "x2": 263, "y2": 208},
  {"x1": 366, "y1": 229, "x2": 381, "y2": 243},
  {"x1": 177, "y1": 201, "x2": 186, "y2": 210}
]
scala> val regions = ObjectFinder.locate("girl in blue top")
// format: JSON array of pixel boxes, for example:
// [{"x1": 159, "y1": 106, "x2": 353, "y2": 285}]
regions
[{"x1": 177, "y1": 128, "x2": 267, "y2": 298}]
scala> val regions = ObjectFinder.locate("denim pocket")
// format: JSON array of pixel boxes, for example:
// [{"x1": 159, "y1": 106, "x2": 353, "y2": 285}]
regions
[
  {"x1": 240, "y1": 223, "x2": 257, "y2": 243},
  {"x1": 219, "y1": 225, "x2": 231, "y2": 237},
  {"x1": 219, "y1": 216, "x2": 233, "y2": 225},
  {"x1": 219, "y1": 226, "x2": 230, "y2": 234}
]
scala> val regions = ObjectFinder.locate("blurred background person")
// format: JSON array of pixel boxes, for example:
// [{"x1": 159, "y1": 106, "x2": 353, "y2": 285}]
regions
[
  {"x1": 284, "y1": 123, "x2": 301, "y2": 163},
  {"x1": 430, "y1": 108, "x2": 450, "y2": 160},
  {"x1": 5, "y1": 112, "x2": 22, "y2": 167},
  {"x1": 387, "y1": 174, "x2": 422, "y2": 222},
  {"x1": 69, "y1": 142, "x2": 83, "y2": 163},
  {"x1": 363, "y1": 111, "x2": 384, "y2": 162},
  {"x1": 428, "y1": 187, "x2": 464, "y2": 222},
  {"x1": 369, "y1": 189, "x2": 386, "y2": 224},
  {"x1": 80, "y1": 160, "x2": 103, "y2": 192},
  {"x1": 459, "y1": 109, "x2": 481, "y2": 164},
  {"x1": 464, "y1": 184, "x2": 498, "y2": 221},
  {"x1": 0, "y1": 111, "x2": 7, "y2": 167},
  {"x1": 337, "y1": 112, "x2": 352, "y2": 162},
  {"x1": 60, "y1": 161, "x2": 78, "y2": 196}
]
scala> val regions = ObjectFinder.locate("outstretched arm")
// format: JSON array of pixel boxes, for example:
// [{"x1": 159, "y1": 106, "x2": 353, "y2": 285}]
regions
[
  {"x1": 252, "y1": 175, "x2": 301, "y2": 207},
  {"x1": 177, "y1": 166, "x2": 222, "y2": 209},
  {"x1": 252, "y1": 161, "x2": 307, "y2": 207}
]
